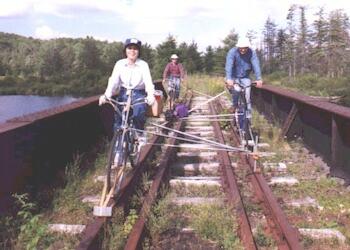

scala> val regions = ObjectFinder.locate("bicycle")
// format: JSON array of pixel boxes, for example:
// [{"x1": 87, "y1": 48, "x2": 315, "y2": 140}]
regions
[
  {"x1": 227, "y1": 82, "x2": 256, "y2": 150},
  {"x1": 100, "y1": 89, "x2": 147, "y2": 208},
  {"x1": 167, "y1": 76, "x2": 181, "y2": 110}
]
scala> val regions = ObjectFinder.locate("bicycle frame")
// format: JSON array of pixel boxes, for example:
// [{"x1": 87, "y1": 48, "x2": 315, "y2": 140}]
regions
[
  {"x1": 105, "y1": 89, "x2": 145, "y2": 189},
  {"x1": 107, "y1": 89, "x2": 145, "y2": 137},
  {"x1": 167, "y1": 77, "x2": 180, "y2": 110},
  {"x1": 231, "y1": 83, "x2": 255, "y2": 149}
]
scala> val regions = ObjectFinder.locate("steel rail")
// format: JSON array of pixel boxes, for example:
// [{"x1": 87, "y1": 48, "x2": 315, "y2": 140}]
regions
[
  {"x1": 209, "y1": 102, "x2": 257, "y2": 250},
  {"x1": 76, "y1": 126, "x2": 166, "y2": 250},
  {"x1": 124, "y1": 94, "x2": 192, "y2": 249},
  {"x1": 215, "y1": 99, "x2": 302, "y2": 250}
]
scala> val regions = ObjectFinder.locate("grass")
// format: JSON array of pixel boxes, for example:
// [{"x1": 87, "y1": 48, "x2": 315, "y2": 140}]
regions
[
  {"x1": 146, "y1": 194, "x2": 243, "y2": 249},
  {"x1": 251, "y1": 107, "x2": 350, "y2": 247},
  {"x1": 189, "y1": 204, "x2": 243, "y2": 249},
  {"x1": 265, "y1": 73, "x2": 350, "y2": 107},
  {"x1": 0, "y1": 138, "x2": 109, "y2": 249},
  {"x1": 186, "y1": 74, "x2": 227, "y2": 98}
]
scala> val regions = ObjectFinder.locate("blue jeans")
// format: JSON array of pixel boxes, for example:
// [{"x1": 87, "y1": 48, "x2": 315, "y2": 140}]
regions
[
  {"x1": 114, "y1": 88, "x2": 147, "y2": 131},
  {"x1": 167, "y1": 76, "x2": 181, "y2": 99},
  {"x1": 230, "y1": 78, "x2": 252, "y2": 115}
]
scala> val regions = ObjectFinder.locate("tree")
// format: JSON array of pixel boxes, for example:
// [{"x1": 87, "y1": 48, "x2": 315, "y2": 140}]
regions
[
  {"x1": 39, "y1": 42, "x2": 64, "y2": 81},
  {"x1": 78, "y1": 36, "x2": 102, "y2": 71},
  {"x1": 286, "y1": 4, "x2": 298, "y2": 78},
  {"x1": 297, "y1": 6, "x2": 310, "y2": 74},
  {"x1": 275, "y1": 29, "x2": 287, "y2": 71},
  {"x1": 311, "y1": 7, "x2": 328, "y2": 76},
  {"x1": 153, "y1": 34, "x2": 178, "y2": 79},
  {"x1": 179, "y1": 41, "x2": 202, "y2": 74},
  {"x1": 222, "y1": 28, "x2": 238, "y2": 53},
  {"x1": 327, "y1": 9, "x2": 350, "y2": 77},
  {"x1": 204, "y1": 46, "x2": 215, "y2": 74},
  {"x1": 262, "y1": 17, "x2": 277, "y2": 73}
]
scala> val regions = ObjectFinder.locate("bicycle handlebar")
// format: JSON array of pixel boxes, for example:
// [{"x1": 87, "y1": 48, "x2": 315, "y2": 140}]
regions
[
  {"x1": 224, "y1": 80, "x2": 258, "y2": 91},
  {"x1": 105, "y1": 97, "x2": 146, "y2": 110}
]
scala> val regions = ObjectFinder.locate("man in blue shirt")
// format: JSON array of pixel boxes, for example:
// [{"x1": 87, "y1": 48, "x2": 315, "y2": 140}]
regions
[{"x1": 225, "y1": 36, "x2": 263, "y2": 119}]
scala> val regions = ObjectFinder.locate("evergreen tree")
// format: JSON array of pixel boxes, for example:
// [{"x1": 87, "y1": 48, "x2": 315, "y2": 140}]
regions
[
  {"x1": 262, "y1": 17, "x2": 277, "y2": 73},
  {"x1": 204, "y1": 46, "x2": 215, "y2": 74},
  {"x1": 154, "y1": 34, "x2": 178, "y2": 79}
]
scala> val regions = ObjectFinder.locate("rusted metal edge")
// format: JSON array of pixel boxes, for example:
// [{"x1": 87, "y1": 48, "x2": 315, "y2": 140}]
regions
[
  {"x1": 124, "y1": 93, "x2": 192, "y2": 250},
  {"x1": 0, "y1": 95, "x2": 99, "y2": 133},
  {"x1": 257, "y1": 85, "x2": 350, "y2": 119},
  {"x1": 209, "y1": 102, "x2": 257, "y2": 250},
  {"x1": 247, "y1": 156, "x2": 302, "y2": 250},
  {"x1": 124, "y1": 118, "x2": 185, "y2": 249}
]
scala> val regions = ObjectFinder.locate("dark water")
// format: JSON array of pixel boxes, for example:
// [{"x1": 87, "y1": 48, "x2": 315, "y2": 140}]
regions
[{"x1": 0, "y1": 95, "x2": 79, "y2": 124}]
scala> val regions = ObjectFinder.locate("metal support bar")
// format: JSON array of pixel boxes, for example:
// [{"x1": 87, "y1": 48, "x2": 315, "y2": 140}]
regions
[{"x1": 280, "y1": 103, "x2": 298, "y2": 139}]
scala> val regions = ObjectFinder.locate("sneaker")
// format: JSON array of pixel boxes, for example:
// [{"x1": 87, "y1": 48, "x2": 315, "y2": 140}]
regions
[
  {"x1": 112, "y1": 151, "x2": 121, "y2": 168},
  {"x1": 246, "y1": 110, "x2": 252, "y2": 119},
  {"x1": 137, "y1": 134, "x2": 147, "y2": 151}
]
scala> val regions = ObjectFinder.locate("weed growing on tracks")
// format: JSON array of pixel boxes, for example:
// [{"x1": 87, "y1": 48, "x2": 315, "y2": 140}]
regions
[
  {"x1": 102, "y1": 207, "x2": 126, "y2": 249},
  {"x1": 147, "y1": 194, "x2": 175, "y2": 243},
  {"x1": 146, "y1": 193, "x2": 244, "y2": 249},
  {"x1": 251, "y1": 109, "x2": 350, "y2": 248},
  {"x1": 0, "y1": 193, "x2": 55, "y2": 249},
  {"x1": 189, "y1": 204, "x2": 243, "y2": 249},
  {"x1": 254, "y1": 224, "x2": 274, "y2": 247}
]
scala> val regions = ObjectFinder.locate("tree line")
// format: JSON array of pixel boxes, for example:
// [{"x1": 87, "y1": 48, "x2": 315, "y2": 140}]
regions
[
  {"x1": 0, "y1": 5, "x2": 349, "y2": 97},
  {"x1": 260, "y1": 5, "x2": 350, "y2": 78}
]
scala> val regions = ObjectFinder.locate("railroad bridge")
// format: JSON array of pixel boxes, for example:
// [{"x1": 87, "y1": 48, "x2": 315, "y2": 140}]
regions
[{"x1": 1, "y1": 83, "x2": 349, "y2": 213}]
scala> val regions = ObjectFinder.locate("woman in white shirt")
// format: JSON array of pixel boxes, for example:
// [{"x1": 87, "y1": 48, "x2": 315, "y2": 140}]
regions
[{"x1": 99, "y1": 38, "x2": 155, "y2": 138}]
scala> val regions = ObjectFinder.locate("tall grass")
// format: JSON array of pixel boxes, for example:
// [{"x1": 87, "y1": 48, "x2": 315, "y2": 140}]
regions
[
  {"x1": 265, "y1": 73, "x2": 350, "y2": 107},
  {"x1": 186, "y1": 74, "x2": 226, "y2": 96}
]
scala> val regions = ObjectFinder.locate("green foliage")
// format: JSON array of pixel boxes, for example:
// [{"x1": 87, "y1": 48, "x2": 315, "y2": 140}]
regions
[
  {"x1": 254, "y1": 224, "x2": 274, "y2": 247},
  {"x1": 190, "y1": 204, "x2": 243, "y2": 249},
  {"x1": 122, "y1": 209, "x2": 139, "y2": 236},
  {"x1": 147, "y1": 195, "x2": 173, "y2": 239},
  {"x1": 11, "y1": 194, "x2": 54, "y2": 249},
  {"x1": 266, "y1": 73, "x2": 350, "y2": 107}
]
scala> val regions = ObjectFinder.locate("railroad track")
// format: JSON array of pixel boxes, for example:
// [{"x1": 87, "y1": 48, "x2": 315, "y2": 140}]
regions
[
  {"x1": 124, "y1": 93, "x2": 300, "y2": 249},
  {"x1": 50, "y1": 92, "x2": 301, "y2": 249}
]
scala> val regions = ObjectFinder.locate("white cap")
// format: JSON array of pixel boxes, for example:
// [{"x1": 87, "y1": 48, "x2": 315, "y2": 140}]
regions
[
  {"x1": 170, "y1": 54, "x2": 179, "y2": 59},
  {"x1": 236, "y1": 37, "x2": 251, "y2": 48}
]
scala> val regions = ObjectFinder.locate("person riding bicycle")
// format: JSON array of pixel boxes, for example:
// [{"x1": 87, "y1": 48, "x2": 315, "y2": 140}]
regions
[
  {"x1": 225, "y1": 36, "x2": 263, "y2": 119},
  {"x1": 99, "y1": 38, "x2": 155, "y2": 146},
  {"x1": 162, "y1": 54, "x2": 185, "y2": 109}
]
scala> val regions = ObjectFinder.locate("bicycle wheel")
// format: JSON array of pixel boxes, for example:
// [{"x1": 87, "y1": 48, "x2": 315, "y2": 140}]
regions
[
  {"x1": 127, "y1": 129, "x2": 140, "y2": 167},
  {"x1": 169, "y1": 89, "x2": 175, "y2": 110},
  {"x1": 106, "y1": 130, "x2": 129, "y2": 193}
]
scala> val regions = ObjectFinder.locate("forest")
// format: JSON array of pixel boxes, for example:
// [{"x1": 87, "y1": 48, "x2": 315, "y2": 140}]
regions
[{"x1": 0, "y1": 5, "x2": 349, "y2": 104}]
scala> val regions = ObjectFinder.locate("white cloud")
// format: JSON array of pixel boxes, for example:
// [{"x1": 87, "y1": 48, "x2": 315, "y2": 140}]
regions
[
  {"x1": 2, "y1": 0, "x2": 350, "y2": 51},
  {"x1": 0, "y1": 1, "x2": 32, "y2": 17},
  {"x1": 34, "y1": 25, "x2": 69, "y2": 39}
]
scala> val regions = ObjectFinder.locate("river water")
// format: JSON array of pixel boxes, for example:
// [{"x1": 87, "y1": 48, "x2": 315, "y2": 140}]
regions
[{"x1": 0, "y1": 95, "x2": 79, "y2": 124}]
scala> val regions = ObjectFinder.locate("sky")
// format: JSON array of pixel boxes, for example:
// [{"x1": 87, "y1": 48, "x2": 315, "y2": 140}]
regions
[{"x1": 0, "y1": 0, "x2": 350, "y2": 52}]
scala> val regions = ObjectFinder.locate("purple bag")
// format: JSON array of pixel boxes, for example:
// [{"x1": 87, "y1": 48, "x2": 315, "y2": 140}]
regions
[{"x1": 174, "y1": 103, "x2": 188, "y2": 118}]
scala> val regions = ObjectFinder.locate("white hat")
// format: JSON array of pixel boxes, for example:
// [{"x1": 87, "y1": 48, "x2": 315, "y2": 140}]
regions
[
  {"x1": 170, "y1": 54, "x2": 179, "y2": 59},
  {"x1": 236, "y1": 37, "x2": 251, "y2": 48}
]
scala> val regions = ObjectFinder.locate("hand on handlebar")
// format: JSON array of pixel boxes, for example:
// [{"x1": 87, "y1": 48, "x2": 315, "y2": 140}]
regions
[
  {"x1": 225, "y1": 79, "x2": 234, "y2": 89},
  {"x1": 254, "y1": 80, "x2": 263, "y2": 88},
  {"x1": 146, "y1": 95, "x2": 155, "y2": 106},
  {"x1": 99, "y1": 95, "x2": 108, "y2": 106}
]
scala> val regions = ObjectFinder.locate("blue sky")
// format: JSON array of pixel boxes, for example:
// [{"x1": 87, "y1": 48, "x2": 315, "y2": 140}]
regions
[{"x1": 0, "y1": 0, "x2": 349, "y2": 52}]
